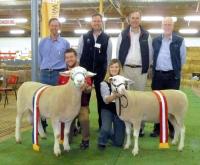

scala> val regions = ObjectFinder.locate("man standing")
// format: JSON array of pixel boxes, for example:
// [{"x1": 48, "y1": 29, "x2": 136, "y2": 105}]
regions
[
  {"x1": 150, "y1": 17, "x2": 186, "y2": 138},
  {"x1": 77, "y1": 13, "x2": 112, "y2": 129},
  {"x1": 38, "y1": 18, "x2": 70, "y2": 131},
  {"x1": 117, "y1": 11, "x2": 152, "y2": 136}
]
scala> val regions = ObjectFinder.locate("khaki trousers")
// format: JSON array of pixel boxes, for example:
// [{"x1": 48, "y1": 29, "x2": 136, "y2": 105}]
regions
[{"x1": 123, "y1": 66, "x2": 147, "y2": 91}]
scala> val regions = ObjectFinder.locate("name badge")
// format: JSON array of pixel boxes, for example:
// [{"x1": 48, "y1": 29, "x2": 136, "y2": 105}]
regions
[{"x1": 94, "y1": 43, "x2": 101, "y2": 49}]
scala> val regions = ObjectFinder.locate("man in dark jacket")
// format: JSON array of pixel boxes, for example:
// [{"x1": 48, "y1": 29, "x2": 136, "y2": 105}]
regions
[
  {"x1": 117, "y1": 11, "x2": 153, "y2": 137},
  {"x1": 150, "y1": 17, "x2": 186, "y2": 138},
  {"x1": 77, "y1": 13, "x2": 112, "y2": 129}
]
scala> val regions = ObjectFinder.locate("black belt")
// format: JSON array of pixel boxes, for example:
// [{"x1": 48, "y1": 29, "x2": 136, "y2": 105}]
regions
[
  {"x1": 155, "y1": 70, "x2": 173, "y2": 74},
  {"x1": 124, "y1": 64, "x2": 142, "y2": 68},
  {"x1": 42, "y1": 68, "x2": 65, "y2": 72}
]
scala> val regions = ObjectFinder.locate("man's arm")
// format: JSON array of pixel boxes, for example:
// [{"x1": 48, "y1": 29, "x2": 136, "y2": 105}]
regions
[
  {"x1": 38, "y1": 40, "x2": 43, "y2": 69},
  {"x1": 77, "y1": 35, "x2": 84, "y2": 61},
  {"x1": 116, "y1": 33, "x2": 122, "y2": 59},
  {"x1": 107, "y1": 38, "x2": 112, "y2": 64},
  {"x1": 148, "y1": 34, "x2": 153, "y2": 65},
  {"x1": 180, "y1": 39, "x2": 186, "y2": 66}
]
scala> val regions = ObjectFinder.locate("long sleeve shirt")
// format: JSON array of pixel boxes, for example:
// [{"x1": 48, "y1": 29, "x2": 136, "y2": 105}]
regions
[{"x1": 38, "y1": 36, "x2": 70, "y2": 70}]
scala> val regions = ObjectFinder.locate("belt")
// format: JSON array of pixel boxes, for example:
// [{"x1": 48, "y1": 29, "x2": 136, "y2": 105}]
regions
[
  {"x1": 155, "y1": 70, "x2": 173, "y2": 74},
  {"x1": 124, "y1": 64, "x2": 142, "y2": 68},
  {"x1": 42, "y1": 68, "x2": 65, "y2": 72}
]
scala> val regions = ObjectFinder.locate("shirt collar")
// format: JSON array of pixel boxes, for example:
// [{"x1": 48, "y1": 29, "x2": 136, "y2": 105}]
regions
[
  {"x1": 129, "y1": 26, "x2": 141, "y2": 34},
  {"x1": 48, "y1": 35, "x2": 61, "y2": 42},
  {"x1": 162, "y1": 34, "x2": 172, "y2": 41}
]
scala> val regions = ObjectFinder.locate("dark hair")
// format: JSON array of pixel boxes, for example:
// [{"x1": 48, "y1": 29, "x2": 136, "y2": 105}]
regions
[
  {"x1": 128, "y1": 11, "x2": 142, "y2": 19},
  {"x1": 64, "y1": 48, "x2": 77, "y2": 56},
  {"x1": 92, "y1": 13, "x2": 103, "y2": 20},
  {"x1": 48, "y1": 18, "x2": 61, "y2": 26}
]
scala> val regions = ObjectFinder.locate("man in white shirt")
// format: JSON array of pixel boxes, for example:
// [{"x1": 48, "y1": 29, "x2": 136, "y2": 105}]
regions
[{"x1": 117, "y1": 11, "x2": 153, "y2": 137}]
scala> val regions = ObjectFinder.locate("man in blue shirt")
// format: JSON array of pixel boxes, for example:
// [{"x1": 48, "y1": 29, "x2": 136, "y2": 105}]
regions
[
  {"x1": 38, "y1": 18, "x2": 70, "y2": 131},
  {"x1": 150, "y1": 17, "x2": 186, "y2": 138}
]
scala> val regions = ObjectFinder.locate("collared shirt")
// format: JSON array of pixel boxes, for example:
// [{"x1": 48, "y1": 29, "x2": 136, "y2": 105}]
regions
[
  {"x1": 156, "y1": 35, "x2": 186, "y2": 71},
  {"x1": 116, "y1": 27, "x2": 153, "y2": 65},
  {"x1": 38, "y1": 36, "x2": 70, "y2": 70},
  {"x1": 125, "y1": 28, "x2": 141, "y2": 65},
  {"x1": 77, "y1": 32, "x2": 112, "y2": 65},
  {"x1": 100, "y1": 81, "x2": 112, "y2": 104}
]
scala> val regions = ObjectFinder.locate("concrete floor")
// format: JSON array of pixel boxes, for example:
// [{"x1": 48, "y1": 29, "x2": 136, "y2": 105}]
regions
[{"x1": 0, "y1": 93, "x2": 30, "y2": 142}]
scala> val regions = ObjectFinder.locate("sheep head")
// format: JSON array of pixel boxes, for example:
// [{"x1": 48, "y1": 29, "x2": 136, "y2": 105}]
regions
[
  {"x1": 109, "y1": 75, "x2": 133, "y2": 94},
  {"x1": 60, "y1": 66, "x2": 96, "y2": 87}
]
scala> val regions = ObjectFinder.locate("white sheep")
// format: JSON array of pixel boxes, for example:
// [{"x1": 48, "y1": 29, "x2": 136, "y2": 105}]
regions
[
  {"x1": 109, "y1": 75, "x2": 188, "y2": 156},
  {"x1": 15, "y1": 66, "x2": 95, "y2": 156}
]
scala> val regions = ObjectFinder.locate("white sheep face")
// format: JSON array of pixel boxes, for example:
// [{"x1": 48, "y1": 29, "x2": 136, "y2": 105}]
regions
[
  {"x1": 109, "y1": 75, "x2": 132, "y2": 94},
  {"x1": 60, "y1": 66, "x2": 96, "y2": 88}
]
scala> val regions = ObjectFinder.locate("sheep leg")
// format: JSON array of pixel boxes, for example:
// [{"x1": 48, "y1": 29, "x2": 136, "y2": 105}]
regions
[
  {"x1": 132, "y1": 122, "x2": 140, "y2": 156},
  {"x1": 178, "y1": 125, "x2": 185, "y2": 151},
  {"x1": 51, "y1": 119, "x2": 61, "y2": 157},
  {"x1": 15, "y1": 113, "x2": 23, "y2": 143},
  {"x1": 63, "y1": 120, "x2": 72, "y2": 152},
  {"x1": 124, "y1": 121, "x2": 132, "y2": 149},
  {"x1": 38, "y1": 118, "x2": 47, "y2": 139},
  {"x1": 169, "y1": 116, "x2": 179, "y2": 145}
]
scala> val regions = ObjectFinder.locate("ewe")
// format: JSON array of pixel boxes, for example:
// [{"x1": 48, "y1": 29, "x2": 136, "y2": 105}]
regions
[
  {"x1": 109, "y1": 75, "x2": 188, "y2": 156},
  {"x1": 15, "y1": 66, "x2": 95, "y2": 156}
]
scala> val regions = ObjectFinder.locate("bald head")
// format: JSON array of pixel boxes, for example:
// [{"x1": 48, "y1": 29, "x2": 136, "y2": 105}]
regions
[{"x1": 162, "y1": 17, "x2": 174, "y2": 37}]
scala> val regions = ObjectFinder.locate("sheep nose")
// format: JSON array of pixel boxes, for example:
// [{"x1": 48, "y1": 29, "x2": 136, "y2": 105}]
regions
[{"x1": 77, "y1": 79, "x2": 83, "y2": 84}]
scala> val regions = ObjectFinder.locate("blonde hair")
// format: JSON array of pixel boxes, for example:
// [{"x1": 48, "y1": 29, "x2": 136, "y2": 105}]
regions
[{"x1": 104, "y1": 59, "x2": 123, "y2": 82}]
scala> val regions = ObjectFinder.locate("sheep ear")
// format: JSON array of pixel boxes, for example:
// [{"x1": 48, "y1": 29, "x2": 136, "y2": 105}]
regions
[
  {"x1": 59, "y1": 71, "x2": 71, "y2": 77},
  {"x1": 125, "y1": 78, "x2": 134, "y2": 84},
  {"x1": 109, "y1": 77, "x2": 113, "y2": 81},
  {"x1": 86, "y1": 71, "x2": 96, "y2": 77}
]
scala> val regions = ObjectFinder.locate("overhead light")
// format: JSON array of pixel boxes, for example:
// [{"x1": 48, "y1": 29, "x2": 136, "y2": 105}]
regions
[
  {"x1": 102, "y1": 17, "x2": 107, "y2": 21},
  {"x1": 10, "y1": 30, "x2": 25, "y2": 34},
  {"x1": 74, "y1": 29, "x2": 88, "y2": 34},
  {"x1": 142, "y1": 16, "x2": 163, "y2": 22},
  {"x1": 148, "y1": 29, "x2": 163, "y2": 34},
  {"x1": 58, "y1": 17, "x2": 66, "y2": 23},
  {"x1": 14, "y1": 18, "x2": 28, "y2": 23},
  {"x1": 84, "y1": 17, "x2": 92, "y2": 22},
  {"x1": 105, "y1": 29, "x2": 121, "y2": 34},
  {"x1": 58, "y1": 30, "x2": 61, "y2": 33},
  {"x1": 84, "y1": 17, "x2": 107, "y2": 22},
  {"x1": 142, "y1": 16, "x2": 177, "y2": 22},
  {"x1": 184, "y1": 16, "x2": 200, "y2": 21},
  {"x1": 179, "y1": 28, "x2": 198, "y2": 34}
]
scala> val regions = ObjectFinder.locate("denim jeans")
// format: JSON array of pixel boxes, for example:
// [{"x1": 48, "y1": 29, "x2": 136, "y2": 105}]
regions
[
  {"x1": 40, "y1": 70, "x2": 64, "y2": 85},
  {"x1": 98, "y1": 109, "x2": 125, "y2": 147}
]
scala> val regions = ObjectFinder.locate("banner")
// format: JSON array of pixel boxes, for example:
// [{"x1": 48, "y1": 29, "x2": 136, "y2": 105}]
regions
[{"x1": 40, "y1": 0, "x2": 61, "y2": 37}]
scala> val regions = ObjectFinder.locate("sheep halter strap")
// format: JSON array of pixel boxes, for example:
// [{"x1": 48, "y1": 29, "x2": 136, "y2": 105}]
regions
[
  {"x1": 32, "y1": 85, "x2": 49, "y2": 152},
  {"x1": 153, "y1": 90, "x2": 170, "y2": 149}
]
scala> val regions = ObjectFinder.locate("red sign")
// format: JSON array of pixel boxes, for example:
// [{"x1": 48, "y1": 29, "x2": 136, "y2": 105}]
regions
[{"x1": 0, "y1": 19, "x2": 15, "y2": 26}]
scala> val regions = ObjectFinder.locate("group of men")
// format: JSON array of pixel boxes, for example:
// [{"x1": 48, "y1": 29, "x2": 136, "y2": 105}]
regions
[{"x1": 38, "y1": 10, "x2": 186, "y2": 147}]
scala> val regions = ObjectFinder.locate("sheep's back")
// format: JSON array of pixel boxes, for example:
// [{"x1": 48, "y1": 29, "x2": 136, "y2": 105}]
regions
[{"x1": 17, "y1": 81, "x2": 46, "y2": 112}]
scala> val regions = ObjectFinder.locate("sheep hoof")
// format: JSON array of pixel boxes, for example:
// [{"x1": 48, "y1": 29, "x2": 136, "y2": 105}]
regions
[
  {"x1": 132, "y1": 149, "x2": 138, "y2": 156},
  {"x1": 171, "y1": 140, "x2": 177, "y2": 145},
  {"x1": 16, "y1": 140, "x2": 22, "y2": 144},
  {"x1": 64, "y1": 146, "x2": 70, "y2": 152},
  {"x1": 124, "y1": 144, "x2": 130, "y2": 150},
  {"x1": 178, "y1": 146, "x2": 184, "y2": 152},
  {"x1": 41, "y1": 135, "x2": 47, "y2": 139},
  {"x1": 54, "y1": 150, "x2": 61, "y2": 157}
]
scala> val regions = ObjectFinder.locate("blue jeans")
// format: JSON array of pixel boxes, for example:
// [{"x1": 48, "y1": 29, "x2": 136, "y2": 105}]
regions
[
  {"x1": 40, "y1": 69, "x2": 64, "y2": 85},
  {"x1": 98, "y1": 109, "x2": 125, "y2": 147}
]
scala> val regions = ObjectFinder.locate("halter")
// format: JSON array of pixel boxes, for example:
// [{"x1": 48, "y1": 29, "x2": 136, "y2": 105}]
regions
[
  {"x1": 71, "y1": 71, "x2": 86, "y2": 81},
  {"x1": 111, "y1": 82, "x2": 128, "y2": 116}
]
